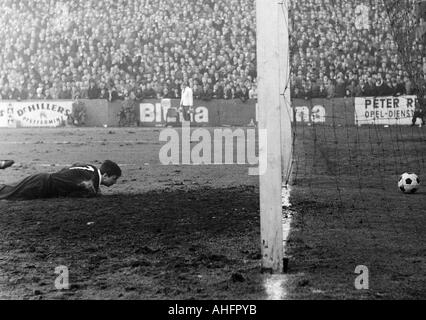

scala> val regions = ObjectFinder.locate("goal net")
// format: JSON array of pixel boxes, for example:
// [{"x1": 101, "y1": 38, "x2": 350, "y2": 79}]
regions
[
  {"x1": 287, "y1": 0, "x2": 426, "y2": 209},
  {"x1": 283, "y1": 0, "x2": 426, "y2": 292}
]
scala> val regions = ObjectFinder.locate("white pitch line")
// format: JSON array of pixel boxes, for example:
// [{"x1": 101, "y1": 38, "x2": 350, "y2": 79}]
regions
[
  {"x1": 0, "y1": 140, "x2": 155, "y2": 145},
  {"x1": 16, "y1": 162, "x2": 256, "y2": 167},
  {"x1": 35, "y1": 163, "x2": 136, "y2": 167},
  {"x1": 264, "y1": 185, "x2": 293, "y2": 300},
  {"x1": 281, "y1": 186, "x2": 293, "y2": 255}
]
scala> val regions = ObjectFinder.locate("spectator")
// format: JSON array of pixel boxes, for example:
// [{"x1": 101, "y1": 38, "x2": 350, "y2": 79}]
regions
[
  {"x1": 292, "y1": 86, "x2": 305, "y2": 99},
  {"x1": 135, "y1": 87, "x2": 144, "y2": 100},
  {"x1": 249, "y1": 82, "x2": 258, "y2": 99},
  {"x1": 26, "y1": 84, "x2": 35, "y2": 100},
  {"x1": 108, "y1": 85, "x2": 120, "y2": 102},
  {"x1": 88, "y1": 81, "x2": 100, "y2": 99},
  {"x1": 99, "y1": 87, "x2": 110, "y2": 100},
  {"x1": 161, "y1": 87, "x2": 175, "y2": 99},
  {"x1": 346, "y1": 80, "x2": 358, "y2": 97},
  {"x1": 223, "y1": 83, "x2": 233, "y2": 100},
  {"x1": 325, "y1": 80, "x2": 336, "y2": 99},
  {"x1": 375, "y1": 76, "x2": 392, "y2": 96},
  {"x1": 79, "y1": 82, "x2": 89, "y2": 99},
  {"x1": 0, "y1": 0, "x2": 423, "y2": 101},
  {"x1": 143, "y1": 83, "x2": 157, "y2": 99},
  {"x1": 35, "y1": 87, "x2": 45, "y2": 100},
  {"x1": 10, "y1": 86, "x2": 21, "y2": 100},
  {"x1": 335, "y1": 74, "x2": 347, "y2": 97},
  {"x1": 404, "y1": 77, "x2": 414, "y2": 95},
  {"x1": 1, "y1": 84, "x2": 11, "y2": 100},
  {"x1": 192, "y1": 82, "x2": 203, "y2": 100},
  {"x1": 18, "y1": 85, "x2": 29, "y2": 100},
  {"x1": 311, "y1": 81, "x2": 321, "y2": 98},
  {"x1": 318, "y1": 83, "x2": 328, "y2": 98},
  {"x1": 200, "y1": 84, "x2": 213, "y2": 101},
  {"x1": 239, "y1": 85, "x2": 250, "y2": 102},
  {"x1": 213, "y1": 83, "x2": 224, "y2": 99},
  {"x1": 390, "y1": 78, "x2": 406, "y2": 96},
  {"x1": 364, "y1": 77, "x2": 376, "y2": 96},
  {"x1": 49, "y1": 83, "x2": 60, "y2": 100},
  {"x1": 58, "y1": 84, "x2": 72, "y2": 99}
]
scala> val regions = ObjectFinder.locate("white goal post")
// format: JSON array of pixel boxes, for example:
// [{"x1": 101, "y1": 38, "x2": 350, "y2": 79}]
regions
[{"x1": 256, "y1": 0, "x2": 292, "y2": 273}]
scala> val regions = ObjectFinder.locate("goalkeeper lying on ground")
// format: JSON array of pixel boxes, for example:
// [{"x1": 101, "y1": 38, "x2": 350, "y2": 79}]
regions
[{"x1": 0, "y1": 160, "x2": 121, "y2": 200}]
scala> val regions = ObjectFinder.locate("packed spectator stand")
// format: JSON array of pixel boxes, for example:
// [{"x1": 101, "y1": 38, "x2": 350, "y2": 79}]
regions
[{"x1": 0, "y1": 0, "x2": 425, "y2": 102}]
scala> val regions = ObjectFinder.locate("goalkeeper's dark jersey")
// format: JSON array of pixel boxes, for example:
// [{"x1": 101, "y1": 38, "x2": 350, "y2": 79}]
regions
[{"x1": 0, "y1": 164, "x2": 101, "y2": 200}]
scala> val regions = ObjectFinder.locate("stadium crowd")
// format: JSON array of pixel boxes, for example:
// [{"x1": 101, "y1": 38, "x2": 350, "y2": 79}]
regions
[{"x1": 0, "y1": 0, "x2": 425, "y2": 102}]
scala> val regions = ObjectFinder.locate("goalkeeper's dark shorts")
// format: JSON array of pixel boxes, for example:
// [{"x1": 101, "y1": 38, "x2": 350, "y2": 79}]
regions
[{"x1": 0, "y1": 173, "x2": 51, "y2": 200}]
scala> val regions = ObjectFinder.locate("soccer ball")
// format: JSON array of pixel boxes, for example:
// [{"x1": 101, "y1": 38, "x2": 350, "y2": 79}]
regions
[{"x1": 398, "y1": 173, "x2": 420, "y2": 194}]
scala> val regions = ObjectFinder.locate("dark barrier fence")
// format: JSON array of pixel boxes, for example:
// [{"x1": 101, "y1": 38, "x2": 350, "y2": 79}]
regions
[
  {"x1": 137, "y1": 99, "x2": 256, "y2": 127},
  {"x1": 292, "y1": 96, "x2": 417, "y2": 126},
  {"x1": 108, "y1": 100, "x2": 128, "y2": 127},
  {"x1": 135, "y1": 98, "x2": 353, "y2": 127},
  {"x1": 80, "y1": 99, "x2": 109, "y2": 127},
  {"x1": 0, "y1": 96, "x2": 417, "y2": 128},
  {"x1": 291, "y1": 98, "x2": 355, "y2": 126},
  {"x1": 108, "y1": 97, "x2": 353, "y2": 127}
]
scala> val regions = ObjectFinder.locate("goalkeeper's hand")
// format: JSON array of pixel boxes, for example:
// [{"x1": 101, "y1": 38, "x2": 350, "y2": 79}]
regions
[{"x1": 79, "y1": 180, "x2": 97, "y2": 195}]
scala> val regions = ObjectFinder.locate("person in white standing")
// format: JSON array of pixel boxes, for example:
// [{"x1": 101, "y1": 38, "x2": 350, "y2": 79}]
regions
[{"x1": 179, "y1": 80, "x2": 194, "y2": 122}]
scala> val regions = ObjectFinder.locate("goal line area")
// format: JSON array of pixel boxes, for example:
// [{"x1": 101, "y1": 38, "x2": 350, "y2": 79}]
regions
[{"x1": 279, "y1": 107, "x2": 426, "y2": 298}]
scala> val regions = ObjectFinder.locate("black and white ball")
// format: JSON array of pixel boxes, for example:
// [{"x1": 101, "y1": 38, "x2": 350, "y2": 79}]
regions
[{"x1": 398, "y1": 173, "x2": 420, "y2": 194}]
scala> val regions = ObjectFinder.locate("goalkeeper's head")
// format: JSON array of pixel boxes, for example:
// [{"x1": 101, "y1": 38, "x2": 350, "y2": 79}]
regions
[{"x1": 100, "y1": 160, "x2": 122, "y2": 187}]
